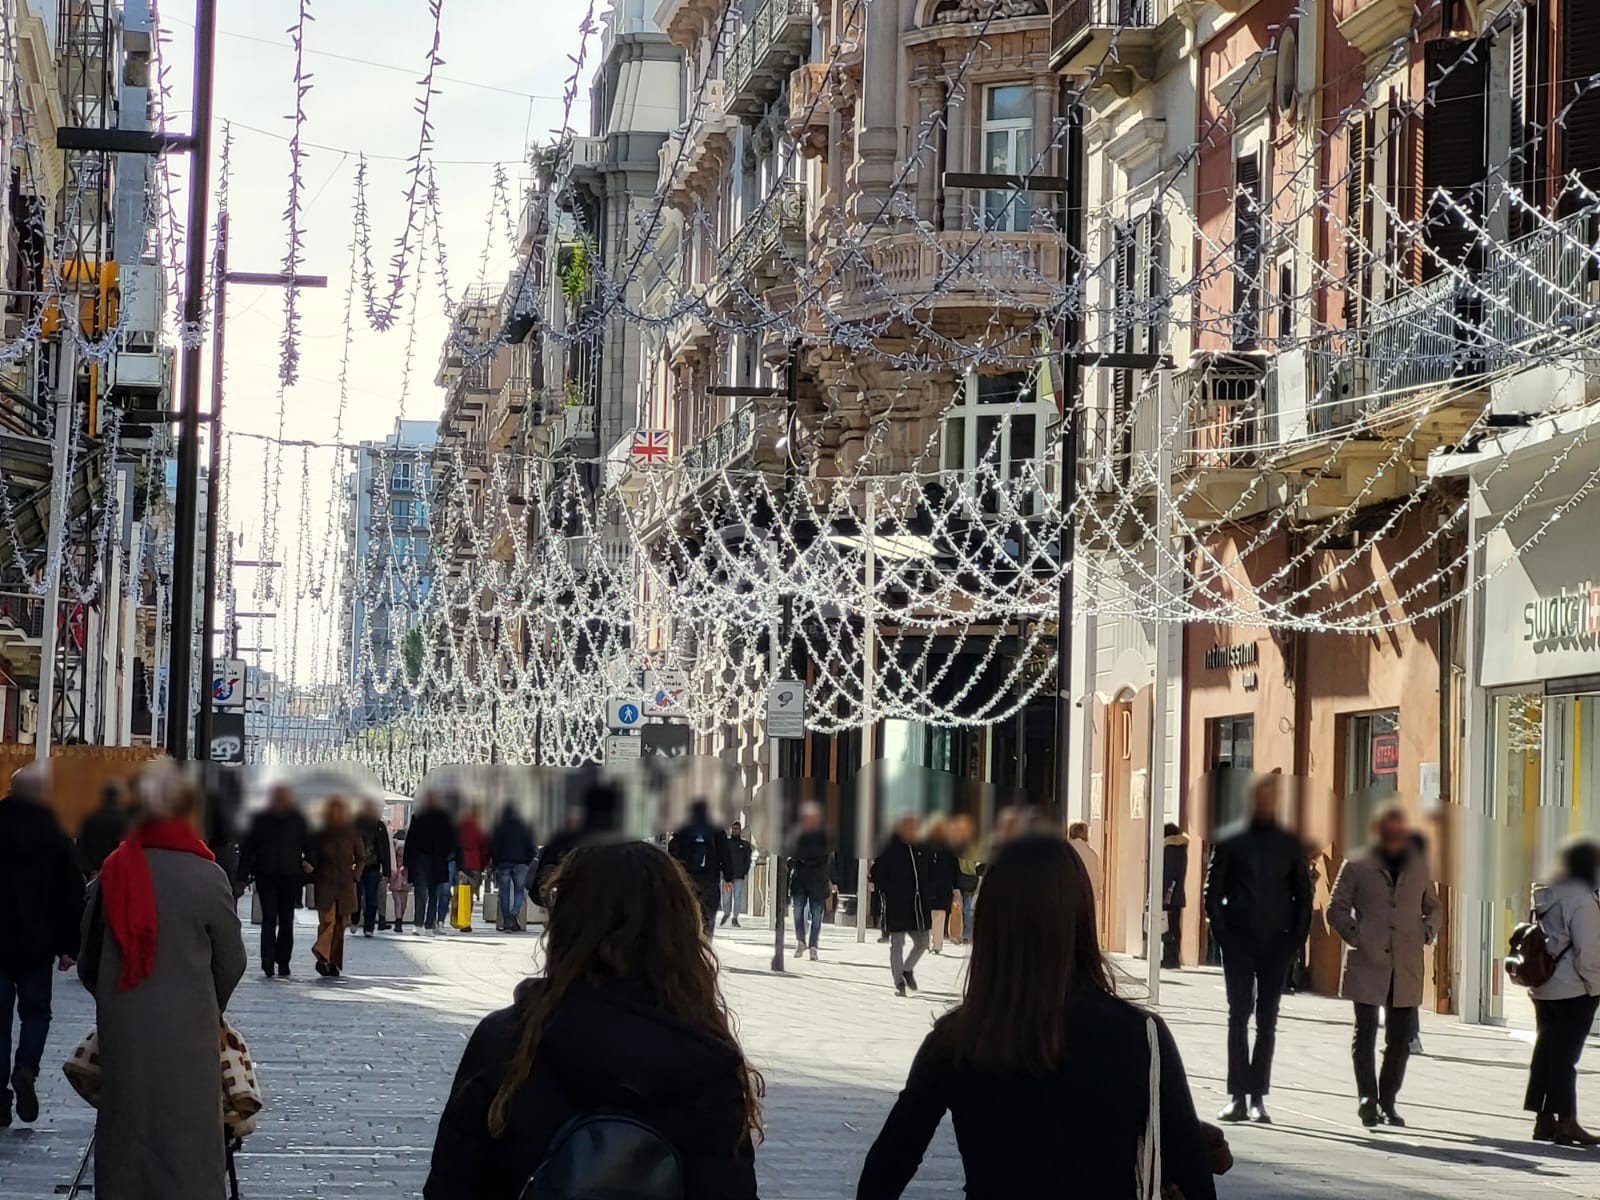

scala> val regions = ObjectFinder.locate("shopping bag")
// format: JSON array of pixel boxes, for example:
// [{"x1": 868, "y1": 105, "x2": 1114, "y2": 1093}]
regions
[
  {"x1": 451, "y1": 880, "x2": 474, "y2": 930},
  {"x1": 249, "y1": 888, "x2": 262, "y2": 926},
  {"x1": 482, "y1": 886, "x2": 498, "y2": 925}
]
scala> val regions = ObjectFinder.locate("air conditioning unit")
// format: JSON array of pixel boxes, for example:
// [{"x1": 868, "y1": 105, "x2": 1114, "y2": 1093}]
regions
[
  {"x1": 1314, "y1": 359, "x2": 1368, "y2": 435},
  {"x1": 112, "y1": 348, "x2": 167, "y2": 394}
]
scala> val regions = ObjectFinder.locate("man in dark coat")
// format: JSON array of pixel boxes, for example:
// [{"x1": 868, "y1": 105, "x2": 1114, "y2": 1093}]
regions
[
  {"x1": 920, "y1": 819, "x2": 959, "y2": 954},
  {"x1": 719, "y1": 821, "x2": 754, "y2": 928},
  {"x1": 240, "y1": 784, "x2": 311, "y2": 978},
  {"x1": 405, "y1": 792, "x2": 461, "y2": 933},
  {"x1": 76, "y1": 780, "x2": 129, "y2": 876},
  {"x1": 1162, "y1": 823, "x2": 1190, "y2": 969},
  {"x1": 669, "y1": 800, "x2": 727, "y2": 937},
  {"x1": 0, "y1": 763, "x2": 85, "y2": 1125},
  {"x1": 873, "y1": 815, "x2": 931, "y2": 997},
  {"x1": 488, "y1": 806, "x2": 538, "y2": 931},
  {"x1": 353, "y1": 799, "x2": 393, "y2": 937},
  {"x1": 788, "y1": 803, "x2": 833, "y2": 959},
  {"x1": 1204, "y1": 772, "x2": 1313, "y2": 1124}
]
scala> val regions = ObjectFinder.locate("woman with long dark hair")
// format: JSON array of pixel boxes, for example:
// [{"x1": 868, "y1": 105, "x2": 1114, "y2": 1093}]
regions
[
  {"x1": 424, "y1": 839, "x2": 762, "y2": 1199},
  {"x1": 858, "y1": 833, "x2": 1219, "y2": 1200}
]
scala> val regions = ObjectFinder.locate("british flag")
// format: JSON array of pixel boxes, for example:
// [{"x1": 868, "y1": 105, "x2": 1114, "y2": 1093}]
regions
[{"x1": 630, "y1": 428, "x2": 671, "y2": 466}]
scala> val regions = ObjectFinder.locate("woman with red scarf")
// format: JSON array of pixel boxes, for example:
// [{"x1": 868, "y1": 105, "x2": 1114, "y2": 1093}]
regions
[{"x1": 79, "y1": 762, "x2": 247, "y2": 1200}]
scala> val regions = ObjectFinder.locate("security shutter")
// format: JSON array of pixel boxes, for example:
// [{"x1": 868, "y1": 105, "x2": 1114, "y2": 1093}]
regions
[{"x1": 1421, "y1": 37, "x2": 1489, "y2": 277}]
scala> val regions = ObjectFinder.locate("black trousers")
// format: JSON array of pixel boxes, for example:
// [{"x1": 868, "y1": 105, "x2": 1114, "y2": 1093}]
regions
[
  {"x1": 256, "y1": 874, "x2": 300, "y2": 970},
  {"x1": 1353, "y1": 990, "x2": 1415, "y2": 1104},
  {"x1": 1221, "y1": 937, "x2": 1294, "y2": 1097},
  {"x1": 1525, "y1": 994, "x2": 1600, "y2": 1116},
  {"x1": 1162, "y1": 907, "x2": 1183, "y2": 967}
]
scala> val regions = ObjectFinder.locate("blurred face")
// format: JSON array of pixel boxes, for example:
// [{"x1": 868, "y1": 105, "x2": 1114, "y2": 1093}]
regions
[
  {"x1": 270, "y1": 787, "x2": 294, "y2": 813},
  {"x1": 895, "y1": 815, "x2": 918, "y2": 841},
  {"x1": 1376, "y1": 812, "x2": 1410, "y2": 856},
  {"x1": 361, "y1": 800, "x2": 381, "y2": 822},
  {"x1": 1250, "y1": 778, "x2": 1280, "y2": 823},
  {"x1": 730, "y1": 823, "x2": 742, "y2": 838},
  {"x1": 800, "y1": 805, "x2": 822, "y2": 831}
]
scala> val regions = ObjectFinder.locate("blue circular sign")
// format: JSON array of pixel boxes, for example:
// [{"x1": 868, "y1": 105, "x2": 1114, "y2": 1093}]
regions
[{"x1": 618, "y1": 703, "x2": 640, "y2": 725}]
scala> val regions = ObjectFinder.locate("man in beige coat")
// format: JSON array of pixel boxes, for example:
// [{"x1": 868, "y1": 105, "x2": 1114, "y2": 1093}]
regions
[{"x1": 1327, "y1": 802, "x2": 1440, "y2": 1129}]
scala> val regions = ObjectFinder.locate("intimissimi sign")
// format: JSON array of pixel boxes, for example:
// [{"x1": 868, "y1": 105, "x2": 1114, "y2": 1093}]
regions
[
  {"x1": 1523, "y1": 582, "x2": 1600, "y2": 652},
  {"x1": 1204, "y1": 642, "x2": 1260, "y2": 670}
]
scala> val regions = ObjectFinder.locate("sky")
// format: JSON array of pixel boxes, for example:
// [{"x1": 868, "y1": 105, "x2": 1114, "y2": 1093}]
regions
[{"x1": 156, "y1": 0, "x2": 599, "y2": 687}]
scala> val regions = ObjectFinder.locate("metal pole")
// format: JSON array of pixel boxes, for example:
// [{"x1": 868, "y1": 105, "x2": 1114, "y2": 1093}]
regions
[
  {"x1": 35, "y1": 301, "x2": 78, "y2": 762},
  {"x1": 165, "y1": 0, "x2": 218, "y2": 759},
  {"x1": 1052, "y1": 93, "x2": 1085, "y2": 823},
  {"x1": 199, "y1": 210, "x2": 228, "y2": 760},
  {"x1": 770, "y1": 347, "x2": 799, "y2": 972},
  {"x1": 856, "y1": 488, "x2": 876, "y2": 942},
  {"x1": 1146, "y1": 372, "x2": 1174, "y2": 1006}
]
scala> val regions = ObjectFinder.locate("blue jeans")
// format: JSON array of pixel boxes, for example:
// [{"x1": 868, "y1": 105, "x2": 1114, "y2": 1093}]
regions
[
  {"x1": 0, "y1": 964, "x2": 53, "y2": 1088},
  {"x1": 959, "y1": 889, "x2": 976, "y2": 941},
  {"x1": 497, "y1": 864, "x2": 528, "y2": 925},
  {"x1": 435, "y1": 882, "x2": 454, "y2": 927},
  {"x1": 793, "y1": 887, "x2": 825, "y2": 950},
  {"x1": 359, "y1": 868, "x2": 383, "y2": 933},
  {"x1": 415, "y1": 878, "x2": 444, "y2": 928},
  {"x1": 721, "y1": 878, "x2": 747, "y2": 921}
]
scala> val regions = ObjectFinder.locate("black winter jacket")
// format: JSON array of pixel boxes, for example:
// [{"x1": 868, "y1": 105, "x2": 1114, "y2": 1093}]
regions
[
  {"x1": 240, "y1": 807, "x2": 311, "y2": 881},
  {"x1": 920, "y1": 840, "x2": 958, "y2": 910},
  {"x1": 668, "y1": 820, "x2": 727, "y2": 894},
  {"x1": 354, "y1": 815, "x2": 392, "y2": 876},
  {"x1": 1162, "y1": 833, "x2": 1191, "y2": 912},
  {"x1": 424, "y1": 980, "x2": 757, "y2": 1200},
  {"x1": 1203, "y1": 820, "x2": 1312, "y2": 946},
  {"x1": 788, "y1": 829, "x2": 833, "y2": 898},
  {"x1": 0, "y1": 794, "x2": 85, "y2": 972},
  {"x1": 488, "y1": 811, "x2": 537, "y2": 867},
  {"x1": 872, "y1": 835, "x2": 930, "y2": 934},
  {"x1": 405, "y1": 808, "x2": 460, "y2": 886},
  {"x1": 858, "y1": 984, "x2": 1216, "y2": 1200},
  {"x1": 722, "y1": 836, "x2": 753, "y2": 880},
  {"x1": 77, "y1": 802, "x2": 128, "y2": 874}
]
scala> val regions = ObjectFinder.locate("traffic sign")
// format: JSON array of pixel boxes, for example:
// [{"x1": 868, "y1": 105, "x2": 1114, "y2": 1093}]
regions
[
  {"x1": 211, "y1": 658, "x2": 248, "y2": 710},
  {"x1": 767, "y1": 679, "x2": 805, "y2": 739},
  {"x1": 606, "y1": 698, "x2": 644, "y2": 731},
  {"x1": 606, "y1": 734, "x2": 642, "y2": 763},
  {"x1": 645, "y1": 669, "x2": 689, "y2": 716}
]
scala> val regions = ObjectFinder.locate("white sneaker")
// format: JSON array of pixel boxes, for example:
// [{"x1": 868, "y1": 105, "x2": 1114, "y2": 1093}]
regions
[{"x1": 809, "y1": 947, "x2": 818, "y2": 961}]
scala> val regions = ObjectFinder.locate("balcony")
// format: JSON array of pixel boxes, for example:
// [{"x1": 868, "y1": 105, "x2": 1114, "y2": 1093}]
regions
[
  {"x1": 658, "y1": 79, "x2": 735, "y2": 205},
  {"x1": 726, "y1": 0, "x2": 813, "y2": 120},
  {"x1": 569, "y1": 135, "x2": 607, "y2": 176},
  {"x1": 712, "y1": 182, "x2": 808, "y2": 312},
  {"x1": 552, "y1": 404, "x2": 598, "y2": 454},
  {"x1": 787, "y1": 64, "x2": 831, "y2": 155},
  {"x1": 835, "y1": 229, "x2": 1065, "y2": 322},
  {"x1": 681, "y1": 403, "x2": 785, "y2": 486},
  {"x1": 1049, "y1": 0, "x2": 1167, "y2": 91},
  {"x1": 489, "y1": 373, "x2": 531, "y2": 453}
]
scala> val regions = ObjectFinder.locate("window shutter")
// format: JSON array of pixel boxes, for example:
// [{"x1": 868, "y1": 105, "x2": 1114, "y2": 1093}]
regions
[
  {"x1": 1562, "y1": 2, "x2": 1600, "y2": 200},
  {"x1": 1422, "y1": 37, "x2": 1489, "y2": 278},
  {"x1": 1113, "y1": 220, "x2": 1135, "y2": 354},
  {"x1": 1508, "y1": 10, "x2": 1530, "y2": 239},
  {"x1": 1143, "y1": 208, "x2": 1166, "y2": 353},
  {"x1": 1343, "y1": 115, "x2": 1370, "y2": 325},
  {"x1": 1232, "y1": 152, "x2": 1263, "y2": 349}
]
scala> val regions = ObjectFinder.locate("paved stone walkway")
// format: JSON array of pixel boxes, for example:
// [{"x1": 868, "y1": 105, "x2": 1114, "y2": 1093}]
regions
[{"x1": 2, "y1": 906, "x2": 1596, "y2": 1198}]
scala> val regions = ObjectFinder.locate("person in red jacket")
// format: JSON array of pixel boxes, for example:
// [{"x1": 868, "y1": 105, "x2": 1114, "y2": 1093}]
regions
[{"x1": 457, "y1": 807, "x2": 489, "y2": 900}]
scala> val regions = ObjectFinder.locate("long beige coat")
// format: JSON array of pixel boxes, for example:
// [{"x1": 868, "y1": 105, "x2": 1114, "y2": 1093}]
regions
[{"x1": 1327, "y1": 846, "x2": 1440, "y2": 1008}]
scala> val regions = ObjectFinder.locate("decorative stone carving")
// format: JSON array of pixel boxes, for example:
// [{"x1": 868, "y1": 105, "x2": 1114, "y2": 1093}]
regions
[{"x1": 931, "y1": 0, "x2": 1046, "y2": 26}]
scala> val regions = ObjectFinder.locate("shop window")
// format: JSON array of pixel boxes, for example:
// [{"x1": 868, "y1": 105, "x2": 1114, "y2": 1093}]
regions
[
  {"x1": 1206, "y1": 714, "x2": 1255, "y2": 834},
  {"x1": 1342, "y1": 709, "x2": 1400, "y2": 852},
  {"x1": 1209, "y1": 714, "x2": 1255, "y2": 770}
]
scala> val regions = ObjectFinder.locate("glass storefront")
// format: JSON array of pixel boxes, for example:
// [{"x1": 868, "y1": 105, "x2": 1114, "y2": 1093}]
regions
[{"x1": 1484, "y1": 689, "x2": 1600, "y2": 1023}]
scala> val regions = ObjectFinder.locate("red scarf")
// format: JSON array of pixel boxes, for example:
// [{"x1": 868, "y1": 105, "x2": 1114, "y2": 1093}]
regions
[{"x1": 99, "y1": 819, "x2": 215, "y2": 990}]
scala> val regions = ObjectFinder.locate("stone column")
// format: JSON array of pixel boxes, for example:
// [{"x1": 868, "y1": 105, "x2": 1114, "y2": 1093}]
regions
[
  {"x1": 945, "y1": 74, "x2": 969, "y2": 230},
  {"x1": 1033, "y1": 74, "x2": 1057, "y2": 184},
  {"x1": 853, "y1": 0, "x2": 902, "y2": 220},
  {"x1": 912, "y1": 74, "x2": 943, "y2": 227}
]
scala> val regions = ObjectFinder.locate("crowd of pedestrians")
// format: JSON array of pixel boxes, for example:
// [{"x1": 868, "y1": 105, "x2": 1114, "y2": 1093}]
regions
[{"x1": 1, "y1": 758, "x2": 1598, "y2": 1200}]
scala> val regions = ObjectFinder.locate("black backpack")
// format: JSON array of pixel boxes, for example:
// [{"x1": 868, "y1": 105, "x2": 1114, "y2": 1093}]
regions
[
  {"x1": 522, "y1": 1113, "x2": 683, "y2": 1200},
  {"x1": 1506, "y1": 912, "x2": 1569, "y2": 989}
]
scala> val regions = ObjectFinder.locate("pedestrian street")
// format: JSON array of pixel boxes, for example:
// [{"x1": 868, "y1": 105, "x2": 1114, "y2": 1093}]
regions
[{"x1": 2, "y1": 909, "x2": 1595, "y2": 1199}]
